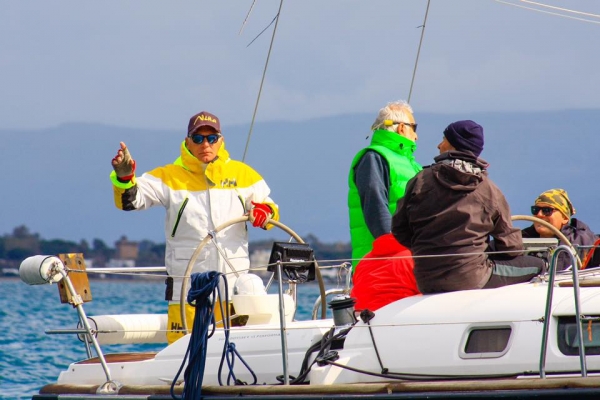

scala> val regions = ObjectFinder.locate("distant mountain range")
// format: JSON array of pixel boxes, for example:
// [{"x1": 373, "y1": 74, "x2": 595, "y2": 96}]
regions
[{"x1": 2, "y1": 109, "x2": 599, "y2": 246}]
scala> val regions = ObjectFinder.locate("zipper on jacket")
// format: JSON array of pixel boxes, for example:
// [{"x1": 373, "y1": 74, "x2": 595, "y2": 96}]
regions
[
  {"x1": 236, "y1": 192, "x2": 250, "y2": 232},
  {"x1": 236, "y1": 192, "x2": 246, "y2": 214},
  {"x1": 171, "y1": 197, "x2": 189, "y2": 237}
]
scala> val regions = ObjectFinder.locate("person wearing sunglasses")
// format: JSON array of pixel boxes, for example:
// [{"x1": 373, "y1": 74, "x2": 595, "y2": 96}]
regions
[
  {"x1": 348, "y1": 100, "x2": 422, "y2": 272},
  {"x1": 521, "y1": 188, "x2": 599, "y2": 271},
  {"x1": 110, "y1": 110, "x2": 279, "y2": 343},
  {"x1": 392, "y1": 120, "x2": 545, "y2": 294},
  {"x1": 348, "y1": 100, "x2": 422, "y2": 308}
]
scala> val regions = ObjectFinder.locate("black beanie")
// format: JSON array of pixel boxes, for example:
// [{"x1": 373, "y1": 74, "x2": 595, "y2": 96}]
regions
[{"x1": 443, "y1": 120, "x2": 484, "y2": 157}]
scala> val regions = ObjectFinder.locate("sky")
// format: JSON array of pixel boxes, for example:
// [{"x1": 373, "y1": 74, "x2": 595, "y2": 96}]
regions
[
  {"x1": 1, "y1": 1, "x2": 600, "y2": 245},
  {"x1": 2, "y1": 0, "x2": 600, "y2": 132}
]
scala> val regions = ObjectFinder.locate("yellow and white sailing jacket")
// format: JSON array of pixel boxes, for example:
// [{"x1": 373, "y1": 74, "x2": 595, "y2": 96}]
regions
[{"x1": 110, "y1": 141, "x2": 279, "y2": 301}]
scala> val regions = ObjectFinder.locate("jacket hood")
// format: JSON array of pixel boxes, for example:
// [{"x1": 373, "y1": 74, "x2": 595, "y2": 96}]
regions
[{"x1": 431, "y1": 150, "x2": 489, "y2": 192}]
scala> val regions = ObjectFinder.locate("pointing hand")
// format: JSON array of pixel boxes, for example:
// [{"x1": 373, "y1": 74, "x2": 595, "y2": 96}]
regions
[{"x1": 112, "y1": 142, "x2": 136, "y2": 181}]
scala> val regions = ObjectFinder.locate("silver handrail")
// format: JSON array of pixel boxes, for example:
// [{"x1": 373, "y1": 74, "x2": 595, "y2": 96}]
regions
[
  {"x1": 311, "y1": 288, "x2": 348, "y2": 320},
  {"x1": 311, "y1": 263, "x2": 352, "y2": 319},
  {"x1": 55, "y1": 267, "x2": 122, "y2": 394},
  {"x1": 539, "y1": 245, "x2": 587, "y2": 378},
  {"x1": 275, "y1": 261, "x2": 290, "y2": 385}
]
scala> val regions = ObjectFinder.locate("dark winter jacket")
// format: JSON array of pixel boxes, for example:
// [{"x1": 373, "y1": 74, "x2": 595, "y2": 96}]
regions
[
  {"x1": 392, "y1": 151, "x2": 523, "y2": 293},
  {"x1": 522, "y1": 218, "x2": 599, "y2": 271}
]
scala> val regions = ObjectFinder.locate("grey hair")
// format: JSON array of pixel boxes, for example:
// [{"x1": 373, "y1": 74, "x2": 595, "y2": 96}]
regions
[{"x1": 371, "y1": 100, "x2": 414, "y2": 132}]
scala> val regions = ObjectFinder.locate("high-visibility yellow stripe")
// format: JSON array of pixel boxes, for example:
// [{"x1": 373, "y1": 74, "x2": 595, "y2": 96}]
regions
[
  {"x1": 110, "y1": 172, "x2": 137, "y2": 210},
  {"x1": 147, "y1": 160, "x2": 265, "y2": 191}
]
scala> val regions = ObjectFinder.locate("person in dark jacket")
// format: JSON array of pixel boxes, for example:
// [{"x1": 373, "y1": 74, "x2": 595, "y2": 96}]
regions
[
  {"x1": 392, "y1": 120, "x2": 544, "y2": 294},
  {"x1": 522, "y1": 188, "x2": 600, "y2": 270}
]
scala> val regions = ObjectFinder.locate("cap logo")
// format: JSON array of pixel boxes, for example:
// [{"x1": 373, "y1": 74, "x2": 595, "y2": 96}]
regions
[
  {"x1": 195, "y1": 115, "x2": 217, "y2": 125},
  {"x1": 188, "y1": 111, "x2": 220, "y2": 135}
]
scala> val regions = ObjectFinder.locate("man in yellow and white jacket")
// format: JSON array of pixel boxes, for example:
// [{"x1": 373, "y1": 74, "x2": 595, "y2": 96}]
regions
[{"x1": 110, "y1": 110, "x2": 279, "y2": 343}]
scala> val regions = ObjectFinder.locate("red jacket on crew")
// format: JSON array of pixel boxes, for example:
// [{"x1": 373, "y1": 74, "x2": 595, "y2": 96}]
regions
[{"x1": 351, "y1": 233, "x2": 420, "y2": 311}]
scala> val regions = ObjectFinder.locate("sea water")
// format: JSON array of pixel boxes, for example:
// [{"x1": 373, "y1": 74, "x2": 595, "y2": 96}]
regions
[{"x1": 0, "y1": 277, "x2": 333, "y2": 399}]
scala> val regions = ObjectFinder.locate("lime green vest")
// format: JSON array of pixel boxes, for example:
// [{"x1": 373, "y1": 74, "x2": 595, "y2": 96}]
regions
[{"x1": 348, "y1": 130, "x2": 422, "y2": 270}]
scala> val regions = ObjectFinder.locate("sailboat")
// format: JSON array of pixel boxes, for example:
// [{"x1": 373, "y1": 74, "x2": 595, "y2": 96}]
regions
[
  {"x1": 18, "y1": 213, "x2": 600, "y2": 400},
  {"x1": 17, "y1": 2, "x2": 600, "y2": 399}
]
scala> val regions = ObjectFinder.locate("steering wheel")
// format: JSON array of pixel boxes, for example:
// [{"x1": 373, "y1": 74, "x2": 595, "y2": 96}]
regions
[
  {"x1": 511, "y1": 215, "x2": 582, "y2": 270},
  {"x1": 179, "y1": 216, "x2": 328, "y2": 334}
]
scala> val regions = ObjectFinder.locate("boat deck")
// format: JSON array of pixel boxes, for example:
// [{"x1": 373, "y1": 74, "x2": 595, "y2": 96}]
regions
[
  {"x1": 34, "y1": 375, "x2": 600, "y2": 399},
  {"x1": 76, "y1": 352, "x2": 157, "y2": 364}
]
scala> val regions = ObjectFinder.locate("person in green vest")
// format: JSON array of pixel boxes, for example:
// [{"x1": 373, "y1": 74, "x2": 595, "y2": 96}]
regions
[{"x1": 348, "y1": 100, "x2": 422, "y2": 272}]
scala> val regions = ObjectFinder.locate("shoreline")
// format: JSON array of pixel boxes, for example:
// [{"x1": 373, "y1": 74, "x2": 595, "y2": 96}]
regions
[{"x1": 1, "y1": 275, "x2": 165, "y2": 283}]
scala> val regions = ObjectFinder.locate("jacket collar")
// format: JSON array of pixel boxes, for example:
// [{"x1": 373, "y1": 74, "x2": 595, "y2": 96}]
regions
[
  {"x1": 174, "y1": 140, "x2": 231, "y2": 176},
  {"x1": 371, "y1": 130, "x2": 417, "y2": 156},
  {"x1": 434, "y1": 150, "x2": 489, "y2": 170}
]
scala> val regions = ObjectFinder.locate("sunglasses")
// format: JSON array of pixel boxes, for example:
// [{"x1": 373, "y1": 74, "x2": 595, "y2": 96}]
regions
[
  {"x1": 383, "y1": 119, "x2": 418, "y2": 132},
  {"x1": 531, "y1": 206, "x2": 556, "y2": 217},
  {"x1": 189, "y1": 133, "x2": 222, "y2": 145}
]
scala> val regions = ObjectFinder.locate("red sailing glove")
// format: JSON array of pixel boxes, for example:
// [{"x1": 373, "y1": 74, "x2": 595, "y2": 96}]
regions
[
  {"x1": 111, "y1": 142, "x2": 136, "y2": 182},
  {"x1": 250, "y1": 201, "x2": 273, "y2": 229}
]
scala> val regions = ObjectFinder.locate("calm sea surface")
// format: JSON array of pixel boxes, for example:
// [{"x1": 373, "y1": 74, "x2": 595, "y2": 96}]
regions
[{"x1": 0, "y1": 277, "x2": 329, "y2": 399}]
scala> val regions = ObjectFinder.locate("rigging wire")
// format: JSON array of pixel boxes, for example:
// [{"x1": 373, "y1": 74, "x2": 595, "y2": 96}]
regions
[
  {"x1": 242, "y1": 0, "x2": 285, "y2": 163},
  {"x1": 494, "y1": 0, "x2": 600, "y2": 24},
  {"x1": 519, "y1": 0, "x2": 600, "y2": 19},
  {"x1": 239, "y1": 0, "x2": 258, "y2": 35},
  {"x1": 246, "y1": 15, "x2": 278, "y2": 48},
  {"x1": 407, "y1": 0, "x2": 431, "y2": 104}
]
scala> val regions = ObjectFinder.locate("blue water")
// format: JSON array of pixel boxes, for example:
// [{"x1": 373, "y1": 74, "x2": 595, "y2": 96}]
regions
[{"x1": 0, "y1": 277, "x2": 329, "y2": 399}]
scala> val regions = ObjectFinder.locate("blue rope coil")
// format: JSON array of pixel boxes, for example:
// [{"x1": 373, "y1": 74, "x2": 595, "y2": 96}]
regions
[
  {"x1": 218, "y1": 341, "x2": 258, "y2": 386},
  {"x1": 171, "y1": 271, "x2": 222, "y2": 400},
  {"x1": 170, "y1": 271, "x2": 259, "y2": 399}
]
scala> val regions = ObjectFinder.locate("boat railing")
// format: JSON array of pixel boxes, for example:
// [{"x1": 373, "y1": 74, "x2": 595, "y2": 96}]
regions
[
  {"x1": 19, "y1": 256, "x2": 123, "y2": 394},
  {"x1": 311, "y1": 263, "x2": 352, "y2": 320},
  {"x1": 18, "y1": 253, "x2": 331, "y2": 392},
  {"x1": 539, "y1": 244, "x2": 587, "y2": 378}
]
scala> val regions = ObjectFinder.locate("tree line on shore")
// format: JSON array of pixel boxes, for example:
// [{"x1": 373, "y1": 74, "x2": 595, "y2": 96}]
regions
[{"x1": 0, "y1": 225, "x2": 351, "y2": 268}]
